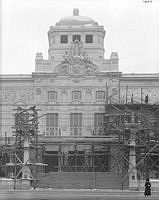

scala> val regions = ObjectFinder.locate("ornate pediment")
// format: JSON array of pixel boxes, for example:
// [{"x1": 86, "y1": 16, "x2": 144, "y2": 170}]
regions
[{"x1": 56, "y1": 40, "x2": 98, "y2": 76}]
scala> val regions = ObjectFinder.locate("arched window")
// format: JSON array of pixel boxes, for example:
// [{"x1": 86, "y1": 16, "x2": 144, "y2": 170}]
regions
[
  {"x1": 96, "y1": 91, "x2": 105, "y2": 100},
  {"x1": 72, "y1": 91, "x2": 81, "y2": 100},
  {"x1": 48, "y1": 91, "x2": 57, "y2": 101}
]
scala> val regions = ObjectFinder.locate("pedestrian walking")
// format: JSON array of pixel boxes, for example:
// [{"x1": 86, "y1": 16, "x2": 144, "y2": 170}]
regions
[{"x1": 144, "y1": 178, "x2": 151, "y2": 197}]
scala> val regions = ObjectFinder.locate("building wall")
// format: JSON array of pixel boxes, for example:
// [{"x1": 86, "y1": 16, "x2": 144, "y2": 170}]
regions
[
  {"x1": 0, "y1": 72, "x2": 121, "y2": 137},
  {"x1": 32, "y1": 72, "x2": 120, "y2": 137},
  {"x1": 1, "y1": 72, "x2": 159, "y2": 138},
  {"x1": 0, "y1": 76, "x2": 34, "y2": 137},
  {"x1": 120, "y1": 74, "x2": 159, "y2": 104},
  {"x1": 1, "y1": 10, "x2": 159, "y2": 138}
]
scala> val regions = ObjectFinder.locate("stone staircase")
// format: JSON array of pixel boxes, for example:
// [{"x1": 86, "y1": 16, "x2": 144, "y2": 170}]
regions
[{"x1": 37, "y1": 172, "x2": 126, "y2": 189}]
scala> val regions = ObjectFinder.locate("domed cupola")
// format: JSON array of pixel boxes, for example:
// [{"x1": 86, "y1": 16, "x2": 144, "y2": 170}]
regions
[
  {"x1": 36, "y1": 9, "x2": 119, "y2": 73},
  {"x1": 46, "y1": 8, "x2": 106, "y2": 72},
  {"x1": 56, "y1": 8, "x2": 98, "y2": 26}
]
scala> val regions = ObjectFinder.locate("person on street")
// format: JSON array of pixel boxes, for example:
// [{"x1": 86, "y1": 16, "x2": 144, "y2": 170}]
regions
[{"x1": 144, "y1": 178, "x2": 151, "y2": 197}]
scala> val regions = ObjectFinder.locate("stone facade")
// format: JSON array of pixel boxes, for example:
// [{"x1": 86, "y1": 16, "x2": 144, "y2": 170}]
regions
[{"x1": 0, "y1": 9, "x2": 159, "y2": 138}]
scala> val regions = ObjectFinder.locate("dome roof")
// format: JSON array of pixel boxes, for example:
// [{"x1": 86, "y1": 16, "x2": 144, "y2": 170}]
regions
[{"x1": 56, "y1": 8, "x2": 98, "y2": 26}]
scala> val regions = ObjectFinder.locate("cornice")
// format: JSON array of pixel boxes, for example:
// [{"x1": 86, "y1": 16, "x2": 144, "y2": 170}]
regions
[
  {"x1": 48, "y1": 26, "x2": 105, "y2": 33},
  {"x1": 0, "y1": 74, "x2": 33, "y2": 81},
  {"x1": 121, "y1": 73, "x2": 159, "y2": 80}
]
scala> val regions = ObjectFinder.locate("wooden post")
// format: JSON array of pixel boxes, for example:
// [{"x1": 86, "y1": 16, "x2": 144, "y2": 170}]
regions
[
  {"x1": 92, "y1": 144, "x2": 94, "y2": 172},
  {"x1": 13, "y1": 152, "x2": 16, "y2": 190},
  {"x1": 118, "y1": 73, "x2": 121, "y2": 103},
  {"x1": 5, "y1": 132, "x2": 7, "y2": 145},
  {"x1": 141, "y1": 88, "x2": 143, "y2": 104},
  {"x1": 126, "y1": 86, "x2": 128, "y2": 104},
  {"x1": 75, "y1": 144, "x2": 77, "y2": 172},
  {"x1": 58, "y1": 145, "x2": 62, "y2": 172},
  {"x1": 106, "y1": 82, "x2": 108, "y2": 105}
]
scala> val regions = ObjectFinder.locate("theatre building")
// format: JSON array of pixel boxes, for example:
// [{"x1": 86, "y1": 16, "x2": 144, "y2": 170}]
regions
[{"x1": 0, "y1": 9, "x2": 159, "y2": 189}]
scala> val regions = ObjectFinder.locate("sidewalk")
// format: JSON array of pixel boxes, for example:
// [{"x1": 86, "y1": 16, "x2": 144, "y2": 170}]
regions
[{"x1": 0, "y1": 188, "x2": 159, "y2": 200}]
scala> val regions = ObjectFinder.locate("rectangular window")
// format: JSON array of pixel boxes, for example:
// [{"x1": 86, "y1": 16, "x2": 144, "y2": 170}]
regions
[
  {"x1": 48, "y1": 91, "x2": 57, "y2": 101},
  {"x1": 60, "y1": 35, "x2": 68, "y2": 43},
  {"x1": 85, "y1": 34, "x2": 93, "y2": 43},
  {"x1": 46, "y1": 113, "x2": 58, "y2": 136},
  {"x1": 94, "y1": 113, "x2": 104, "y2": 135},
  {"x1": 70, "y1": 113, "x2": 82, "y2": 136},
  {"x1": 72, "y1": 91, "x2": 81, "y2": 100},
  {"x1": 72, "y1": 34, "x2": 81, "y2": 42},
  {"x1": 96, "y1": 91, "x2": 105, "y2": 100}
]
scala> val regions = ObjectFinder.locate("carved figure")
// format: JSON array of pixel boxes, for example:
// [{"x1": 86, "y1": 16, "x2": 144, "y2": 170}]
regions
[{"x1": 73, "y1": 40, "x2": 80, "y2": 56}]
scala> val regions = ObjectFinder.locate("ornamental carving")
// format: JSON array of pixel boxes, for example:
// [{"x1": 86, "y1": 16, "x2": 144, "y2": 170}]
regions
[
  {"x1": 1, "y1": 89, "x2": 34, "y2": 103},
  {"x1": 56, "y1": 40, "x2": 98, "y2": 77},
  {"x1": 86, "y1": 88, "x2": 92, "y2": 94}
]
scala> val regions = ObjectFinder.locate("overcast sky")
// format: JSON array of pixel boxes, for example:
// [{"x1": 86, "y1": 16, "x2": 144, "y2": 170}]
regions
[{"x1": 1, "y1": 0, "x2": 159, "y2": 74}]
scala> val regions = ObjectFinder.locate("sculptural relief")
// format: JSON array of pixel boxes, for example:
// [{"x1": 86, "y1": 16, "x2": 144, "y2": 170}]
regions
[
  {"x1": 1, "y1": 89, "x2": 34, "y2": 104},
  {"x1": 86, "y1": 88, "x2": 92, "y2": 94},
  {"x1": 73, "y1": 40, "x2": 81, "y2": 56},
  {"x1": 72, "y1": 64, "x2": 81, "y2": 74},
  {"x1": 57, "y1": 64, "x2": 69, "y2": 75},
  {"x1": 56, "y1": 40, "x2": 98, "y2": 78}
]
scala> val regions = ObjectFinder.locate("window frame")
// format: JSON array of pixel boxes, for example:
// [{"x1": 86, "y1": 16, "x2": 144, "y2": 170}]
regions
[
  {"x1": 60, "y1": 35, "x2": 68, "y2": 44},
  {"x1": 72, "y1": 91, "x2": 81, "y2": 101},
  {"x1": 46, "y1": 113, "x2": 58, "y2": 136},
  {"x1": 70, "y1": 113, "x2": 82, "y2": 136},
  {"x1": 94, "y1": 113, "x2": 104, "y2": 135},
  {"x1": 72, "y1": 34, "x2": 81, "y2": 42},
  {"x1": 48, "y1": 91, "x2": 57, "y2": 101},
  {"x1": 85, "y1": 34, "x2": 93, "y2": 43},
  {"x1": 96, "y1": 91, "x2": 105, "y2": 100}
]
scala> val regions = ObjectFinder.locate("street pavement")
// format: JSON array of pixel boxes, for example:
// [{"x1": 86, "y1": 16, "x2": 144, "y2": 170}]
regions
[{"x1": 0, "y1": 189, "x2": 159, "y2": 200}]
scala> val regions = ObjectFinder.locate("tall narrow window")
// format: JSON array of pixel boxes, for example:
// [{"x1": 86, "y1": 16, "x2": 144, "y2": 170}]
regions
[
  {"x1": 94, "y1": 113, "x2": 104, "y2": 135},
  {"x1": 72, "y1": 91, "x2": 81, "y2": 100},
  {"x1": 96, "y1": 91, "x2": 105, "y2": 100},
  {"x1": 48, "y1": 91, "x2": 57, "y2": 101},
  {"x1": 72, "y1": 34, "x2": 81, "y2": 42},
  {"x1": 70, "y1": 113, "x2": 82, "y2": 136},
  {"x1": 60, "y1": 35, "x2": 68, "y2": 43},
  {"x1": 85, "y1": 34, "x2": 93, "y2": 43},
  {"x1": 46, "y1": 113, "x2": 58, "y2": 136}
]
